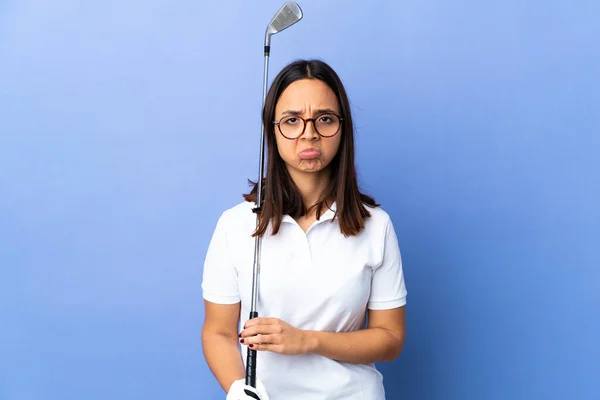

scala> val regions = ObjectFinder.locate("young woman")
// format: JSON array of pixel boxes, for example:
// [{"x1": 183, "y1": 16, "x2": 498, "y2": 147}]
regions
[{"x1": 202, "y1": 59, "x2": 407, "y2": 400}]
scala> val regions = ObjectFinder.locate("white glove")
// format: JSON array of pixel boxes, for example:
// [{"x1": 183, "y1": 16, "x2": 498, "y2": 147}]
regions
[{"x1": 226, "y1": 378, "x2": 270, "y2": 400}]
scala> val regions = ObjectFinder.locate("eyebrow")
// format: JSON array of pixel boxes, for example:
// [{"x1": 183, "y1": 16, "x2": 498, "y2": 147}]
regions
[{"x1": 281, "y1": 108, "x2": 339, "y2": 116}]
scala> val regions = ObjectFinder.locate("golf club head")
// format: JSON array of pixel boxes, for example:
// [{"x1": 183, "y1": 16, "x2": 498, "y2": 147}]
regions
[{"x1": 265, "y1": 2, "x2": 303, "y2": 47}]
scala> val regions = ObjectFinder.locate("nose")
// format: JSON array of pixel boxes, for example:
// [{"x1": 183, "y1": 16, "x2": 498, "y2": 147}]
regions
[{"x1": 301, "y1": 118, "x2": 319, "y2": 140}]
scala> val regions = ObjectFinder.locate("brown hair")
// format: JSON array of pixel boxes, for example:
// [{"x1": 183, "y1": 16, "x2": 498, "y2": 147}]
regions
[{"x1": 244, "y1": 59, "x2": 379, "y2": 237}]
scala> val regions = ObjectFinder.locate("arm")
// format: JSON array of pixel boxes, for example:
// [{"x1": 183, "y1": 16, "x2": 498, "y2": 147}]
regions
[
  {"x1": 201, "y1": 212, "x2": 247, "y2": 392},
  {"x1": 306, "y1": 306, "x2": 406, "y2": 363},
  {"x1": 202, "y1": 300, "x2": 245, "y2": 392},
  {"x1": 240, "y1": 306, "x2": 406, "y2": 364}
]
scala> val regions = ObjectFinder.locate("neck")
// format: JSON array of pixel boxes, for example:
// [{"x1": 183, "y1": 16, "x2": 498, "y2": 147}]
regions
[{"x1": 287, "y1": 167, "x2": 331, "y2": 210}]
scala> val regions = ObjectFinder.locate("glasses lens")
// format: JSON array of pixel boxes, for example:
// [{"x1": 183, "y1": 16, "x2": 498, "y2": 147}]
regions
[
  {"x1": 278, "y1": 114, "x2": 341, "y2": 138},
  {"x1": 314, "y1": 114, "x2": 341, "y2": 137},
  {"x1": 279, "y1": 116, "x2": 304, "y2": 139}
]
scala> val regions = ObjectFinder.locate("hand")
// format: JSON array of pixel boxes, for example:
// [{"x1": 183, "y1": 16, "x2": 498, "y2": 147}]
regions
[
  {"x1": 240, "y1": 317, "x2": 311, "y2": 355},
  {"x1": 226, "y1": 378, "x2": 269, "y2": 400}
]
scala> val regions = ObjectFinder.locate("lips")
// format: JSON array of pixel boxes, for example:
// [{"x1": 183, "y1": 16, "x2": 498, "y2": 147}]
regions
[{"x1": 299, "y1": 148, "x2": 321, "y2": 159}]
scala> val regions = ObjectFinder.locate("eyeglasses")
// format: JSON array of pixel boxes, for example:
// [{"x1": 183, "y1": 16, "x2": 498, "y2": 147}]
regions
[{"x1": 273, "y1": 113, "x2": 343, "y2": 140}]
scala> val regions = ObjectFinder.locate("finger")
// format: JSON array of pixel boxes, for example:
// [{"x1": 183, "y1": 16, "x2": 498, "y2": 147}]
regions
[
  {"x1": 240, "y1": 324, "x2": 279, "y2": 338},
  {"x1": 243, "y1": 334, "x2": 278, "y2": 346},
  {"x1": 243, "y1": 317, "x2": 268, "y2": 328},
  {"x1": 253, "y1": 343, "x2": 285, "y2": 354},
  {"x1": 244, "y1": 317, "x2": 278, "y2": 329}
]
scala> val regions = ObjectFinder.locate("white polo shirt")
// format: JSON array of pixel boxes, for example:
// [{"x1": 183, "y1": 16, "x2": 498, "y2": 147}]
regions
[{"x1": 202, "y1": 200, "x2": 407, "y2": 400}]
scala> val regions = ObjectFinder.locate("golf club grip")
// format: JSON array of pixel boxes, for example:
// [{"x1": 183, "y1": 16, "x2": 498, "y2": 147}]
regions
[{"x1": 245, "y1": 311, "x2": 259, "y2": 387}]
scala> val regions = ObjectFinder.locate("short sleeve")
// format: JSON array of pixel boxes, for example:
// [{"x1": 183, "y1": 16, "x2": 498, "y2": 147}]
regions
[
  {"x1": 368, "y1": 217, "x2": 407, "y2": 310},
  {"x1": 201, "y1": 212, "x2": 241, "y2": 304}
]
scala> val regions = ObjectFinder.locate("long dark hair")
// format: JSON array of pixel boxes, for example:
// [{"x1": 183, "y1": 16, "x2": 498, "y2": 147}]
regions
[{"x1": 244, "y1": 59, "x2": 378, "y2": 237}]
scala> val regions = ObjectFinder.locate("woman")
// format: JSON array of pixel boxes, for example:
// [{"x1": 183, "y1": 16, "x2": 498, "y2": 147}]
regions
[{"x1": 201, "y1": 59, "x2": 407, "y2": 400}]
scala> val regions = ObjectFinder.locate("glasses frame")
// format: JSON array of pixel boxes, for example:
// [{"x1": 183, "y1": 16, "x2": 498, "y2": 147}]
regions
[{"x1": 273, "y1": 113, "x2": 344, "y2": 140}]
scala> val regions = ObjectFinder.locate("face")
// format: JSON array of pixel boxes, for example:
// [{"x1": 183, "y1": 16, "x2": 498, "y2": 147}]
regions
[{"x1": 273, "y1": 79, "x2": 342, "y2": 176}]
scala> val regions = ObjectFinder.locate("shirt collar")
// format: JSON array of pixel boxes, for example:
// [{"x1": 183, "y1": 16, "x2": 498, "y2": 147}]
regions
[{"x1": 282, "y1": 201, "x2": 337, "y2": 224}]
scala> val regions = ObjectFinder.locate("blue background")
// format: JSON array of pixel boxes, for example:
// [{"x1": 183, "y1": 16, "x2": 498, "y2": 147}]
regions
[{"x1": 1, "y1": 0, "x2": 598, "y2": 399}]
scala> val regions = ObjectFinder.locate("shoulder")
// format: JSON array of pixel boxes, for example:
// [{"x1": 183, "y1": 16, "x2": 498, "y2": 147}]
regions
[
  {"x1": 363, "y1": 203, "x2": 393, "y2": 231},
  {"x1": 216, "y1": 200, "x2": 257, "y2": 233},
  {"x1": 221, "y1": 200, "x2": 255, "y2": 218}
]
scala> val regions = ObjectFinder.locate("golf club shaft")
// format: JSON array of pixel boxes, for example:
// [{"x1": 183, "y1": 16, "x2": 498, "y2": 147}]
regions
[{"x1": 246, "y1": 50, "x2": 270, "y2": 388}]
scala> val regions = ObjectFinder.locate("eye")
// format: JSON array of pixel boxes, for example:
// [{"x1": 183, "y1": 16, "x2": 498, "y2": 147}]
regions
[
  {"x1": 318, "y1": 115, "x2": 334, "y2": 124},
  {"x1": 283, "y1": 117, "x2": 299, "y2": 125}
]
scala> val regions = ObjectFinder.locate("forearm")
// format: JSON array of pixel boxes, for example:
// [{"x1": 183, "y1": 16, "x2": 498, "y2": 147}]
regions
[
  {"x1": 202, "y1": 332, "x2": 245, "y2": 392},
  {"x1": 305, "y1": 327, "x2": 404, "y2": 364}
]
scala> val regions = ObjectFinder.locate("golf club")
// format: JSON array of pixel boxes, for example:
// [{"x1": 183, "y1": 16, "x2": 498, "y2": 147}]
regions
[{"x1": 245, "y1": 1, "x2": 303, "y2": 396}]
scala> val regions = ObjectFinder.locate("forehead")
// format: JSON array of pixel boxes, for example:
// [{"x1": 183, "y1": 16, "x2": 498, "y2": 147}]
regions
[{"x1": 275, "y1": 79, "x2": 339, "y2": 114}]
